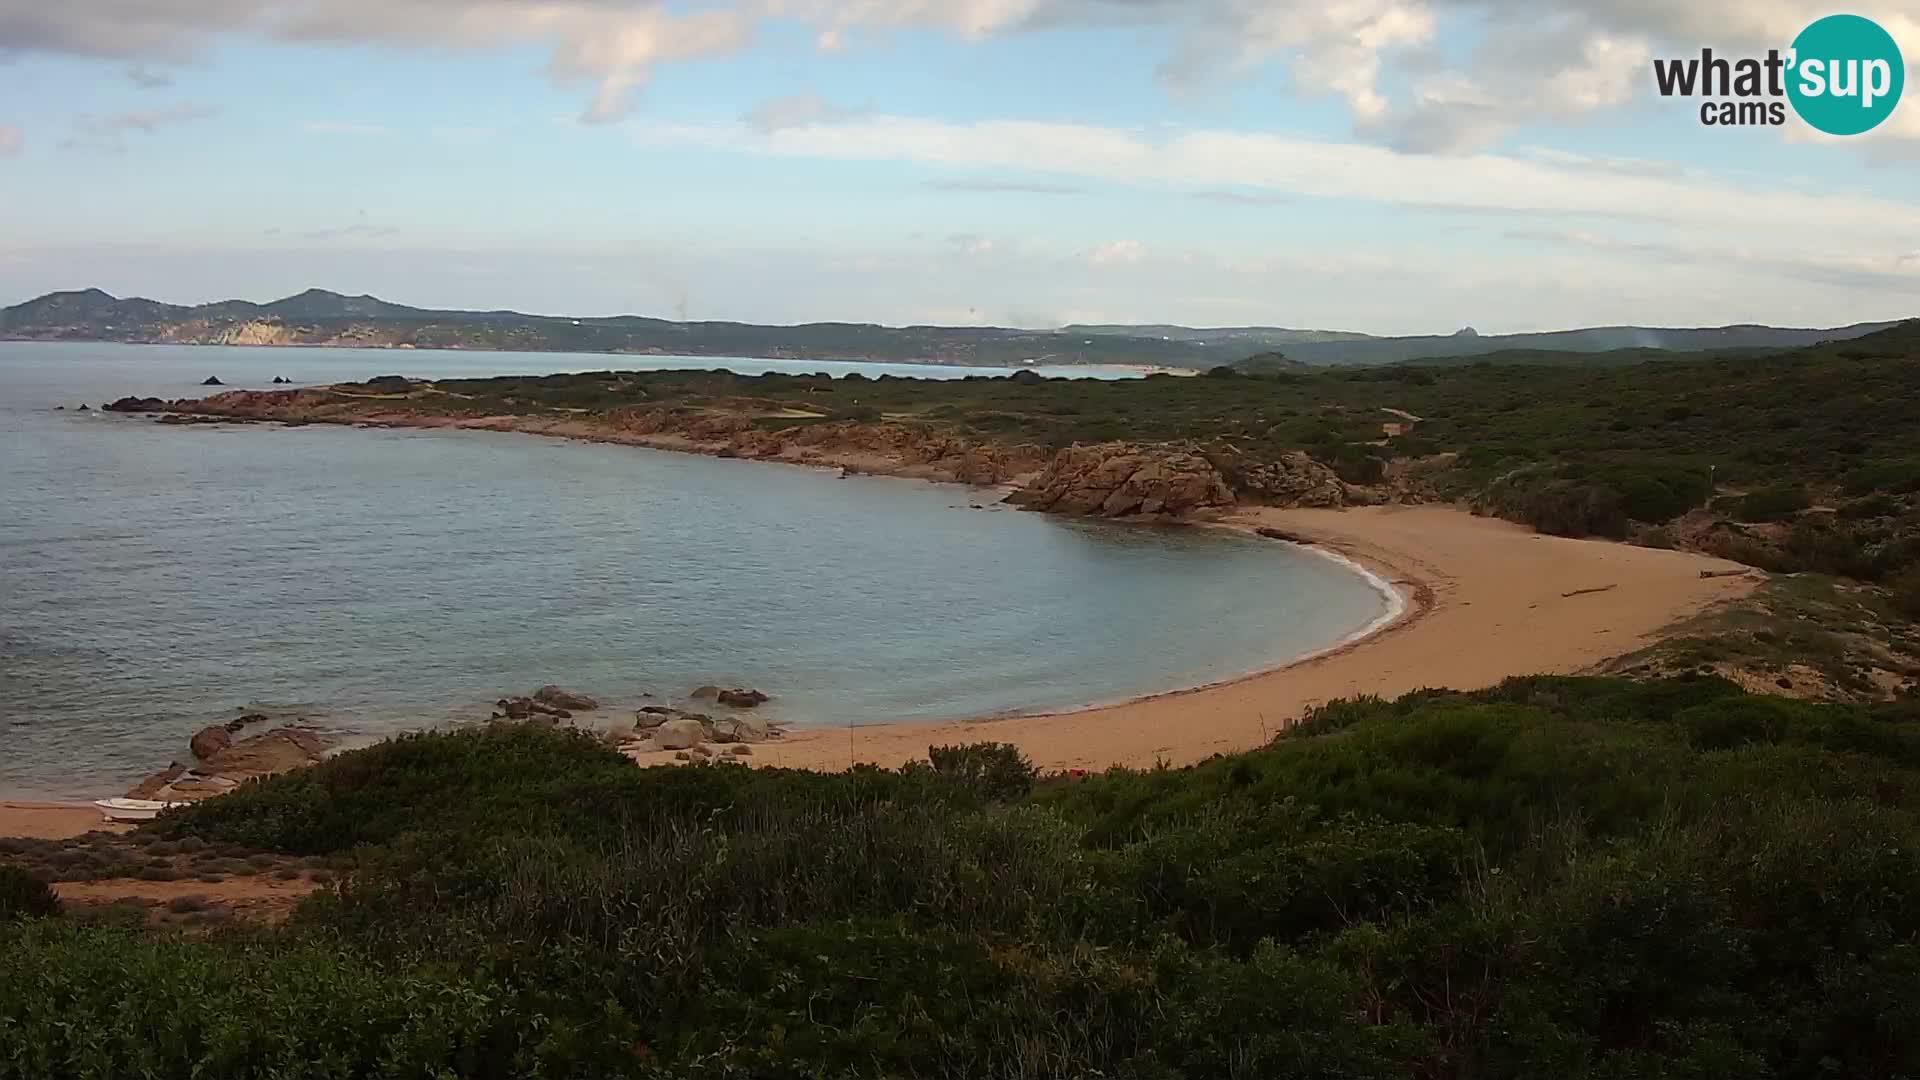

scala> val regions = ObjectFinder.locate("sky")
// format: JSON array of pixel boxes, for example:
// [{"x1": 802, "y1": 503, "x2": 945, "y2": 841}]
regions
[{"x1": 1, "y1": 1, "x2": 1919, "y2": 335}]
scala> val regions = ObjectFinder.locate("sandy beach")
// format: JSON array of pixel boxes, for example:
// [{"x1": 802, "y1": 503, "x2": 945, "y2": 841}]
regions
[
  {"x1": 2, "y1": 503, "x2": 1757, "y2": 840},
  {"x1": 723, "y1": 504, "x2": 1758, "y2": 773}
]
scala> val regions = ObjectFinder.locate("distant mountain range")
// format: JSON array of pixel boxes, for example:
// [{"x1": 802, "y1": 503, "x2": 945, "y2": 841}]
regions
[{"x1": 0, "y1": 288, "x2": 1902, "y2": 368}]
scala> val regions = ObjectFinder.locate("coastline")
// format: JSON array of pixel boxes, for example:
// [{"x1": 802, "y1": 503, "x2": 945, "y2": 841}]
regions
[
  {"x1": 695, "y1": 504, "x2": 1758, "y2": 773},
  {"x1": 4, "y1": 401, "x2": 1761, "y2": 837},
  {"x1": 2, "y1": 505, "x2": 1755, "y2": 840}
]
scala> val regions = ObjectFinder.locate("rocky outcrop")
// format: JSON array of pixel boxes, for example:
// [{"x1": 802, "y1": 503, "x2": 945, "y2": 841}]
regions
[
  {"x1": 715, "y1": 688, "x2": 770, "y2": 708},
  {"x1": 1007, "y1": 443, "x2": 1236, "y2": 518},
  {"x1": 105, "y1": 396, "x2": 168, "y2": 413},
  {"x1": 127, "y1": 724, "x2": 332, "y2": 802},
  {"x1": 201, "y1": 376, "x2": 224, "y2": 386},
  {"x1": 126, "y1": 763, "x2": 187, "y2": 800},
  {"x1": 1007, "y1": 442, "x2": 1365, "y2": 519},
  {"x1": 533, "y1": 685, "x2": 599, "y2": 711},
  {"x1": 652, "y1": 718, "x2": 708, "y2": 751},
  {"x1": 189, "y1": 725, "x2": 232, "y2": 761},
  {"x1": 1207, "y1": 449, "x2": 1357, "y2": 509},
  {"x1": 200, "y1": 727, "x2": 329, "y2": 777}
]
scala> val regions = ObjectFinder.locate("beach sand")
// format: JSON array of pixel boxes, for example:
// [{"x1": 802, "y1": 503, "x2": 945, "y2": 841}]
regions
[
  {"x1": 0, "y1": 801, "x2": 126, "y2": 841},
  {"x1": 2, "y1": 504, "x2": 1757, "y2": 839},
  {"x1": 726, "y1": 504, "x2": 1758, "y2": 773}
]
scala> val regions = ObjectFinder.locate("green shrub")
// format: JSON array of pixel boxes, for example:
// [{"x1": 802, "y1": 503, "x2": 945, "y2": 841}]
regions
[
  {"x1": 1735, "y1": 483, "x2": 1812, "y2": 522},
  {"x1": 0, "y1": 865, "x2": 59, "y2": 921},
  {"x1": 927, "y1": 742, "x2": 1037, "y2": 802}
]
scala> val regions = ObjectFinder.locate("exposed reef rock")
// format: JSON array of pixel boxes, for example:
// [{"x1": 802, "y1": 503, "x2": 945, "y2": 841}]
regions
[
  {"x1": 127, "y1": 723, "x2": 332, "y2": 802},
  {"x1": 533, "y1": 685, "x2": 599, "y2": 711}
]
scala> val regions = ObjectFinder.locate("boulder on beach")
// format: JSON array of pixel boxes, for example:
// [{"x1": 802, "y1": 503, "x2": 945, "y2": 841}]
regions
[
  {"x1": 497, "y1": 697, "x2": 534, "y2": 720},
  {"x1": 533, "y1": 685, "x2": 599, "y2": 711},
  {"x1": 189, "y1": 725, "x2": 233, "y2": 761},
  {"x1": 689, "y1": 685, "x2": 722, "y2": 701},
  {"x1": 709, "y1": 716, "x2": 774, "y2": 744},
  {"x1": 652, "y1": 718, "x2": 707, "y2": 751},
  {"x1": 716, "y1": 688, "x2": 771, "y2": 708},
  {"x1": 201, "y1": 376, "x2": 224, "y2": 386}
]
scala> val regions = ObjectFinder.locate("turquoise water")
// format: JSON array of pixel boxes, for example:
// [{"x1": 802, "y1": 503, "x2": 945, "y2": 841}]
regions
[{"x1": 0, "y1": 342, "x2": 1390, "y2": 798}]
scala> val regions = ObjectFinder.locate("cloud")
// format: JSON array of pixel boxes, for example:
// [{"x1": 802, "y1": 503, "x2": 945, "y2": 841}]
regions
[
  {"x1": 125, "y1": 63, "x2": 174, "y2": 89},
  {"x1": 0, "y1": 1, "x2": 752, "y2": 125},
  {"x1": 741, "y1": 93, "x2": 864, "y2": 133},
  {"x1": 82, "y1": 104, "x2": 219, "y2": 134},
  {"x1": 635, "y1": 112, "x2": 1920, "y2": 261},
  {"x1": 296, "y1": 224, "x2": 399, "y2": 241},
  {"x1": 923, "y1": 177, "x2": 1084, "y2": 194},
  {"x1": 62, "y1": 104, "x2": 218, "y2": 151},
  {"x1": 0, "y1": 124, "x2": 19, "y2": 157},
  {"x1": 303, "y1": 121, "x2": 393, "y2": 136},
  {"x1": 1087, "y1": 239, "x2": 1145, "y2": 266},
  {"x1": 2, "y1": 0, "x2": 1916, "y2": 148},
  {"x1": 947, "y1": 232, "x2": 997, "y2": 255},
  {"x1": 1189, "y1": 189, "x2": 1291, "y2": 206}
]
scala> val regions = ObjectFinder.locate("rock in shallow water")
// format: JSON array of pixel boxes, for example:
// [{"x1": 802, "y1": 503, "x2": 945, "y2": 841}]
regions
[
  {"x1": 533, "y1": 685, "x2": 598, "y2": 711},
  {"x1": 189, "y1": 725, "x2": 232, "y2": 762}
]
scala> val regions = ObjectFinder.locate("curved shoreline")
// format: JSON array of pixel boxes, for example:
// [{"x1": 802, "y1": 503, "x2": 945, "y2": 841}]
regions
[
  {"x1": 4, "y1": 413, "x2": 1761, "y2": 836},
  {"x1": 5, "y1": 506, "x2": 1755, "y2": 839},
  {"x1": 698, "y1": 504, "x2": 1759, "y2": 773}
]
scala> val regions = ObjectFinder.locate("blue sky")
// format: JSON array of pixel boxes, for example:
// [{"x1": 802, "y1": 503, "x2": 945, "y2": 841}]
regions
[{"x1": 1, "y1": 1, "x2": 1918, "y2": 334}]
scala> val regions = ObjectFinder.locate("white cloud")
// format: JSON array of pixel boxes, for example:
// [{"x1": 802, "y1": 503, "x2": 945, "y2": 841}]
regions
[
  {"x1": 741, "y1": 93, "x2": 864, "y2": 133},
  {"x1": 303, "y1": 120, "x2": 393, "y2": 137},
  {"x1": 0, "y1": 124, "x2": 20, "y2": 157},
  {"x1": 125, "y1": 63, "x2": 174, "y2": 89},
  {"x1": 82, "y1": 104, "x2": 220, "y2": 134},
  {"x1": 0, "y1": 1, "x2": 753, "y2": 125},
  {"x1": 948, "y1": 233, "x2": 997, "y2": 255},
  {"x1": 635, "y1": 113, "x2": 1920, "y2": 254},
  {"x1": 1087, "y1": 239, "x2": 1145, "y2": 266},
  {"x1": 1, "y1": 0, "x2": 1916, "y2": 146}
]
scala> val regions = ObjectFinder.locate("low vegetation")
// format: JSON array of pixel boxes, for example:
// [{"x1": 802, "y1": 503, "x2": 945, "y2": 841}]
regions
[
  {"x1": 7, "y1": 679, "x2": 1920, "y2": 1076},
  {"x1": 307, "y1": 321, "x2": 1920, "y2": 582}
]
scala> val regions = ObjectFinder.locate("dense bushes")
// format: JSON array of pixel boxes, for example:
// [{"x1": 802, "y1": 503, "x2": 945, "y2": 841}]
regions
[
  {"x1": 0, "y1": 864, "x2": 59, "y2": 921},
  {"x1": 12, "y1": 679, "x2": 1920, "y2": 1076}
]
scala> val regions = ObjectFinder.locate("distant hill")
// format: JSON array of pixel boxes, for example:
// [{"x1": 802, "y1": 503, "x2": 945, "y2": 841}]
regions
[
  {"x1": 1, "y1": 287, "x2": 1903, "y2": 369},
  {"x1": 0, "y1": 289, "x2": 1217, "y2": 368},
  {"x1": 1075, "y1": 320, "x2": 1903, "y2": 366}
]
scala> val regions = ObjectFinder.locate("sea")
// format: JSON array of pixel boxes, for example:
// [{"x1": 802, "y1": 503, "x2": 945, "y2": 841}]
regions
[{"x1": 0, "y1": 342, "x2": 1392, "y2": 798}]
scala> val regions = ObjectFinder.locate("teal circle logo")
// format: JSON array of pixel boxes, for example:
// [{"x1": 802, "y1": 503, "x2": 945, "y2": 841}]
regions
[{"x1": 1787, "y1": 14, "x2": 1905, "y2": 135}]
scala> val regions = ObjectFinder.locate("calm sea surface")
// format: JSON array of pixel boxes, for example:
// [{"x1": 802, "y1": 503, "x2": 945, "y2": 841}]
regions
[{"x1": 0, "y1": 342, "x2": 1390, "y2": 798}]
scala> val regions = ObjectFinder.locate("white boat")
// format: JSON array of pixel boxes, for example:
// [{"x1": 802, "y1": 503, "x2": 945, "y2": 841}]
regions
[{"x1": 92, "y1": 798, "x2": 184, "y2": 822}]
